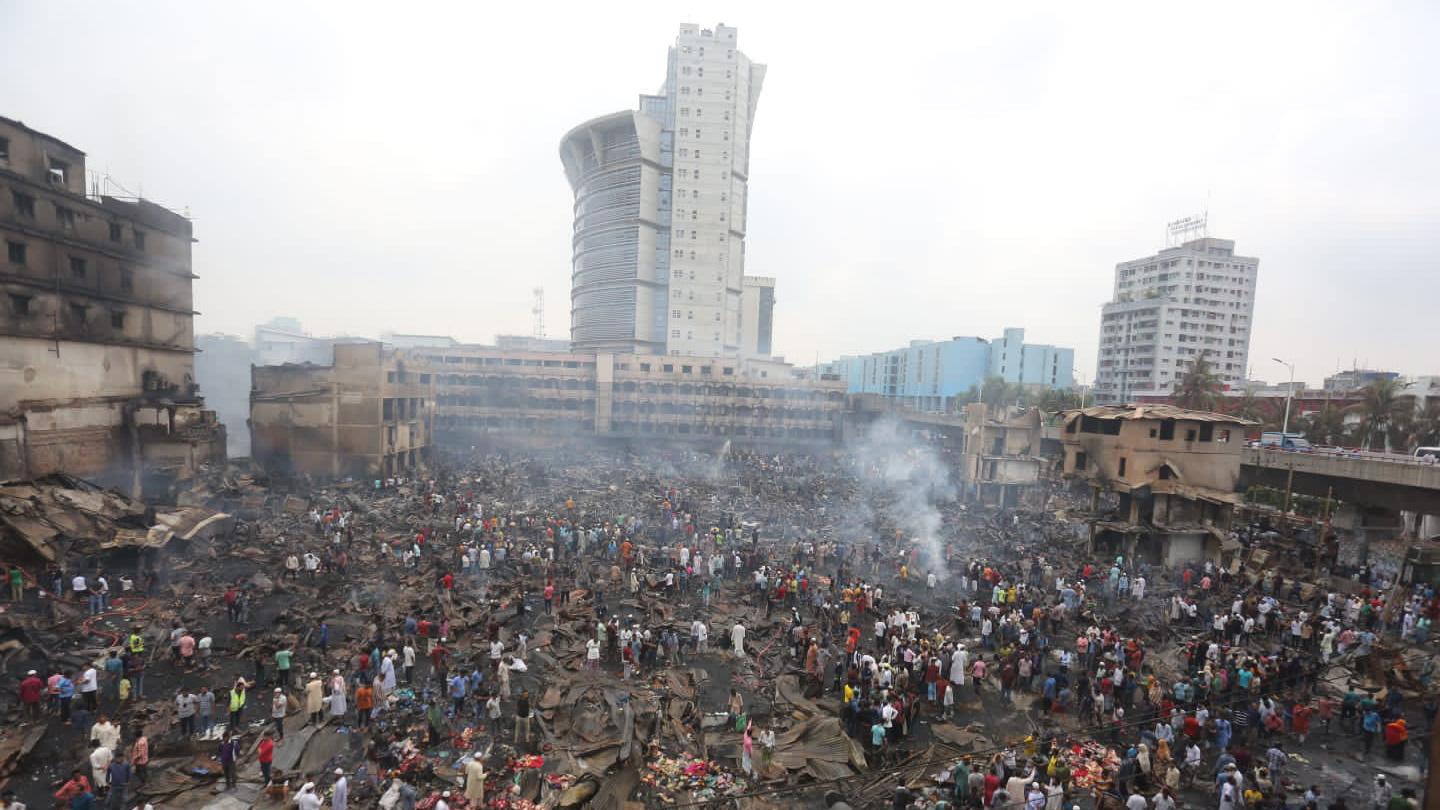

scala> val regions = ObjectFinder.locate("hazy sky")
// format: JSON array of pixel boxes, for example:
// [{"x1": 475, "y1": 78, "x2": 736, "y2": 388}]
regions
[{"x1": 5, "y1": 2, "x2": 1437, "y2": 387}]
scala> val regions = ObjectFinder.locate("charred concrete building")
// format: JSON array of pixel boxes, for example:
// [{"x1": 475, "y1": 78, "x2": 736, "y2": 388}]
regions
[
  {"x1": 1058, "y1": 404, "x2": 1254, "y2": 565},
  {"x1": 408, "y1": 344, "x2": 846, "y2": 444},
  {"x1": 0, "y1": 116, "x2": 224, "y2": 496},
  {"x1": 958, "y1": 404, "x2": 1045, "y2": 508},
  {"x1": 250, "y1": 342, "x2": 432, "y2": 478}
]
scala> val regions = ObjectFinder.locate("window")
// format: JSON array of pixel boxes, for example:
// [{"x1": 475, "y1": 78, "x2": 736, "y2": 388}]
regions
[
  {"x1": 1118, "y1": 458, "x2": 1127, "y2": 477},
  {"x1": 386, "y1": 371, "x2": 397, "y2": 383},
  {"x1": 723, "y1": 367, "x2": 734, "y2": 376},
  {"x1": 9, "y1": 293, "x2": 31, "y2": 315},
  {"x1": 55, "y1": 206, "x2": 76, "y2": 231},
  {"x1": 109, "y1": 222, "x2": 122, "y2": 242},
  {"x1": 1199, "y1": 423, "x2": 1214, "y2": 442},
  {"x1": 12, "y1": 191, "x2": 34, "y2": 218},
  {"x1": 6, "y1": 241, "x2": 25, "y2": 265},
  {"x1": 111, "y1": 311, "x2": 125, "y2": 329},
  {"x1": 1218, "y1": 429, "x2": 1231, "y2": 443},
  {"x1": 68, "y1": 302, "x2": 88, "y2": 326},
  {"x1": 48, "y1": 157, "x2": 70, "y2": 185},
  {"x1": 70, "y1": 257, "x2": 86, "y2": 278},
  {"x1": 1158, "y1": 420, "x2": 1175, "y2": 440},
  {"x1": 119, "y1": 268, "x2": 133, "y2": 291},
  {"x1": 1074, "y1": 451, "x2": 1088, "y2": 471},
  {"x1": 1185, "y1": 429, "x2": 1198, "y2": 442},
  {"x1": 672, "y1": 309, "x2": 680, "y2": 319},
  {"x1": 671, "y1": 330, "x2": 680, "y2": 338},
  {"x1": 132, "y1": 230, "x2": 146, "y2": 251},
  {"x1": 1159, "y1": 465, "x2": 1173, "y2": 480},
  {"x1": 681, "y1": 365, "x2": 693, "y2": 374},
  {"x1": 662, "y1": 364, "x2": 674, "y2": 372},
  {"x1": 639, "y1": 363, "x2": 651, "y2": 372},
  {"x1": 0, "y1": 137, "x2": 8, "y2": 162}
]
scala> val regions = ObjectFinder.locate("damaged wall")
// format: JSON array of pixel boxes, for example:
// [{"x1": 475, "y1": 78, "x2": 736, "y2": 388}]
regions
[{"x1": 250, "y1": 342, "x2": 432, "y2": 479}]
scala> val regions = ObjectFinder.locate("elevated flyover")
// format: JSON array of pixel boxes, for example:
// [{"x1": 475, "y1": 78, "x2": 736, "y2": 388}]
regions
[{"x1": 1239, "y1": 447, "x2": 1440, "y2": 514}]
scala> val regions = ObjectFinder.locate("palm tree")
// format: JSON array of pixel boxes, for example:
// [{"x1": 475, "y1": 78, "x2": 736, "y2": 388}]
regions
[
  {"x1": 1347, "y1": 378, "x2": 1412, "y2": 451},
  {"x1": 1172, "y1": 353, "x2": 1222, "y2": 411}
]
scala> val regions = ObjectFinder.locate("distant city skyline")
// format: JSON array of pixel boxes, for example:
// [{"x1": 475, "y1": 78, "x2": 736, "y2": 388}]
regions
[{"x1": 4, "y1": 3, "x2": 1438, "y2": 387}]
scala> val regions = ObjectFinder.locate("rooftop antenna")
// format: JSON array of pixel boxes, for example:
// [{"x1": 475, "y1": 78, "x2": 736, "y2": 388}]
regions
[{"x1": 532, "y1": 287, "x2": 545, "y2": 339}]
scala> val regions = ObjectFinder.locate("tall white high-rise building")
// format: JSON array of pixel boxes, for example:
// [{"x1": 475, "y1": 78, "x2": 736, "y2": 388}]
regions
[
  {"x1": 1093, "y1": 236, "x2": 1259, "y2": 404},
  {"x1": 560, "y1": 23, "x2": 766, "y2": 356}
]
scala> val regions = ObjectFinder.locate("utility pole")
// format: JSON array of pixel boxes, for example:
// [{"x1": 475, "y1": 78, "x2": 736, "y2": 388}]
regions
[{"x1": 1274, "y1": 357, "x2": 1295, "y2": 434}]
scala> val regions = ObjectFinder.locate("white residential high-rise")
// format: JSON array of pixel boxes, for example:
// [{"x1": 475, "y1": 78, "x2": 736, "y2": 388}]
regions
[
  {"x1": 1093, "y1": 236, "x2": 1259, "y2": 404},
  {"x1": 560, "y1": 23, "x2": 766, "y2": 356}
]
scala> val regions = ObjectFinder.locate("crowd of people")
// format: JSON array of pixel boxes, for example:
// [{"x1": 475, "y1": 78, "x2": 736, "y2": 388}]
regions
[{"x1": 5, "y1": 446, "x2": 1435, "y2": 810}]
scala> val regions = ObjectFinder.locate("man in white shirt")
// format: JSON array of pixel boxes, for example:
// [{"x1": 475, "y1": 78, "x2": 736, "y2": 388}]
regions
[
  {"x1": 78, "y1": 665, "x2": 99, "y2": 710},
  {"x1": 731, "y1": 622, "x2": 746, "y2": 658}
]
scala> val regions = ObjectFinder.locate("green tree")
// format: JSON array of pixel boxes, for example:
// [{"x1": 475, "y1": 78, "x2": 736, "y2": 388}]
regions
[
  {"x1": 1299, "y1": 405, "x2": 1346, "y2": 446},
  {"x1": 1038, "y1": 388, "x2": 1082, "y2": 413},
  {"x1": 1347, "y1": 378, "x2": 1412, "y2": 451},
  {"x1": 1405, "y1": 400, "x2": 1440, "y2": 450},
  {"x1": 1172, "y1": 353, "x2": 1222, "y2": 411}
]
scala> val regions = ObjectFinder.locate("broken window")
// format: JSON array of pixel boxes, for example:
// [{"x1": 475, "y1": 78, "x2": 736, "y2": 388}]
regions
[
  {"x1": 7, "y1": 241, "x2": 26, "y2": 264},
  {"x1": 68, "y1": 302, "x2": 88, "y2": 327},
  {"x1": 111, "y1": 311, "x2": 125, "y2": 329},
  {"x1": 133, "y1": 229, "x2": 146, "y2": 251},
  {"x1": 12, "y1": 191, "x2": 35, "y2": 218},
  {"x1": 55, "y1": 206, "x2": 76, "y2": 231},
  {"x1": 48, "y1": 157, "x2": 70, "y2": 185},
  {"x1": 109, "y1": 222, "x2": 122, "y2": 242},
  {"x1": 9, "y1": 293, "x2": 31, "y2": 315},
  {"x1": 1159, "y1": 464, "x2": 1173, "y2": 480},
  {"x1": 70, "y1": 257, "x2": 86, "y2": 278},
  {"x1": 1074, "y1": 451, "x2": 1088, "y2": 471}
]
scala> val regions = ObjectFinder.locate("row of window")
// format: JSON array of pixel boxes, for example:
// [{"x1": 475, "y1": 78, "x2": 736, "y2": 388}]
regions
[
  {"x1": 10, "y1": 190, "x2": 146, "y2": 249},
  {"x1": 7, "y1": 292, "x2": 127, "y2": 329}
]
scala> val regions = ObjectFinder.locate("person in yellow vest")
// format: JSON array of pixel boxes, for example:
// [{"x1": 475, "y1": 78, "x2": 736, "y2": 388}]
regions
[
  {"x1": 127, "y1": 629, "x2": 145, "y2": 655},
  {"x1": 227, "y1": 679, "x2": 248, "y2": 729}
]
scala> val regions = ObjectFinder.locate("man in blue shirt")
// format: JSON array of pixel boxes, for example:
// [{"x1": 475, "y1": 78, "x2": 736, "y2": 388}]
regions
[
  {"x1": 57, "y1": 672, "x2": 76, "y2": 723},
  {"x1": 106, "y1": 754, "x2": 132, "y2": 810},
  {"x1": 1362, "y1": 708, "x2": 1382, "y2": 756},
  {"x1": 448, "y1": 673, "x2": 467, "y2": 716}
]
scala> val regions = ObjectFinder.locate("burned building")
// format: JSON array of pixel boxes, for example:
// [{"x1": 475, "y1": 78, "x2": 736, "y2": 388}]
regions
[
  {"x1": 250, "y1": 342, "x2": 432, "y2": 478},
  {"x1": 0, "y1": 116, "x2": 224, "y2": 496},
  {"x1": 410, "y1": 344, "x2": 847, "y2": 444},
  {"x1": 1058, "y1": 404, "x2": 1254, "y2": 565},
  {"x1": 957, "y1": 403, "x2": 1044, "y2": 508}
]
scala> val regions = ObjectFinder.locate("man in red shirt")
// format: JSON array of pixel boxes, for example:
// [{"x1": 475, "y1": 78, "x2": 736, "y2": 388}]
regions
[
  {"x1": 441, "y1": 573, "x2": 454, "y2": 592},
  {"x1": 18, "y1": 669, "x2": 43, "y2": 724},
  {"x1": 430, "y1": 640, "x2": 450, "y2": 679},
  {"x1": 257, "y1": 731, "x2": 275, "y2": 785}
]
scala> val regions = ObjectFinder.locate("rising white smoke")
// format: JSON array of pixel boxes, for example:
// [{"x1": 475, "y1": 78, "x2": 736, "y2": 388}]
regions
[{"x1": 852, "y1": 416, "x2": 956, "y2": 578}]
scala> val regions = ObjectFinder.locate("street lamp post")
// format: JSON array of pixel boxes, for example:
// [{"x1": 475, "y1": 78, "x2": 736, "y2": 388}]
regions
[{"x1": 1273, "y1": 358, "x2": 1295, "y2": 434}]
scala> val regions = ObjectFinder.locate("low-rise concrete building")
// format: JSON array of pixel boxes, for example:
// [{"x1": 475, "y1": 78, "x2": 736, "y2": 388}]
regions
[
  {"x1": 958, "y1": 404, "x2": 1044, "y2": 508},
  {"x1": 410, "y1": 344, "x2": 846, "y2": 444},
  {"x1": 0, "y1": 115, "x2": 224, "y2": 496},
  {"x1": 250, "y1": 342, "x2": 431, "y2": 478},
  {"x1": 1058, "y1": 404, "x2": 1253, "y2": 565}
]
